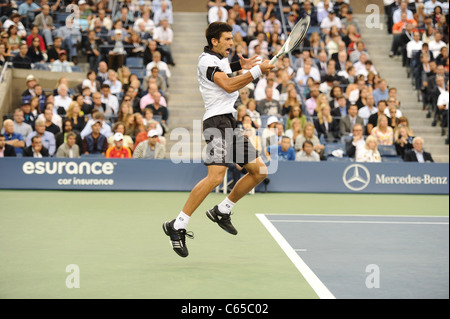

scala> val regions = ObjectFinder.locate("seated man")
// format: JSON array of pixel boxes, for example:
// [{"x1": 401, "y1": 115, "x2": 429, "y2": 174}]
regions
[
  {"x1": 133, "y1": 130, "x2": 166, "y2": 159},
  {"x1": 23, "y1": 136, "x2": 49, "y2": 157},
  {"x1": 345, "y1": 123, "x2": 366, "y2": 159},
  {"x1": 2, "y1": 119, "x2": 25, "y2": 156},
  {"x1": 404, "y1": 137, "x2": 434, "y2": 162},
  {"x1": 266, "y1": 136, "x2": 296, "y2": 161},
  {"x1": 340, "y1": 104, "x2": 364, "y2": 137},
  {"x1": 26, "y1": 119, "x2": 56, "y2": 156},
  {"x1": 55, "y1": 132, "x2": 80, "y2": 158},
  {"x1": 105, "y1": 133, "x2": 132, "y2": 158},
  {"x1": 82, "y1": 120, "x2": 108, "y2": 156},
  {"x1": 0, "y1": 133, "x2": 17, "y2": 157},
  {"x1": 295, "y1": 140, "x2": 320, "y2": 162}
]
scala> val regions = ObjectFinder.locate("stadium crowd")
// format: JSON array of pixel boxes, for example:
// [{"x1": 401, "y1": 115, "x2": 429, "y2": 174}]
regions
[
  {"x1": 0, "y1": 0, "x2": 447, "y2": 164},
  {"x1": 0, "y1": 0, "x2": 173, "y2": 159}
]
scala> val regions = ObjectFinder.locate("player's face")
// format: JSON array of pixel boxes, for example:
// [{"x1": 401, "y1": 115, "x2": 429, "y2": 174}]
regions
[{"x1": 215, "y1": 31, "x2": 233, "y2": 57}]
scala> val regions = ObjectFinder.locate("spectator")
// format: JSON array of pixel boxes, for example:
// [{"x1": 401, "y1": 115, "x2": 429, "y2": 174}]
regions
[
  {"x1": 345, "y1": 123, "x2": 366, "y2": 159},
  {"x1": 133, "y1": 129, "x2": 166, "y2": 159},
  {"x1": 340, "y1": 104, "x2": 364, "y2": 137},
  {"x1": 84, "y1": 30, "x2": 102, "y2": 72},
  {"x1": 208, "y1": 0, "x2": 228, "y2": 24},
  {"x1": 55, "y1": 132, "x2": 80, "y2": 158},
  {"x1": 12, "y1": 43, "x2": 32, "y2": 69},
  {"x1": 0, "y1": 133, "x2": 16, "y2": 157},
  {"x1": 257, "y1": 87, "x2": 280, "y2": 116},
  {"x1": 145, "y1": 91, "x2": 169, "y2": 124},
  {"x1": 286, "y1": 106, "x2": 306, "y2": 131},
  {"x1": 404, "y1": 137, "x2": 434, "y2": 162},
  {"x1": 104, "y1": 70, "x2": 122, "y2": 97},
  {"x1": 145, "y1": 51, "x2": 171, "y2": 79},
  {"x1": 21, "y1": 74, "x2": 38, "y2": 101},
  {"x1": 295, "y1": 140, "x2": 321, "y2": 162},
  {"x1": 153, "y1": 18, "x2": 175, "y2": 66},
  {"x1": 27, "y1": 37, "x2": 46, "y2": 65},
  {"x1": 394, "y1": 125, "x2": 414, "y2": 159},
  {"x1": 314, "y1": 103, "x2": 340, "y2": 142},
  {"x1": 372, "y1": 79, "x2": 389, "y2": 105},
  {"x1": 43, "y1": 108, "x2": 60, "y2": 135},
  {"x1": 11, "y1": 108, "x2": 33, "y2": 139},
  {"x1": 356, "y1": 135, "x2": 381, "y2": 162},
  {"x1": 371, "y1": 114, "x2": 394, "y2": 146},
  {"x1": 367, "y1": 100, "x2": 392, "y2": 134},
  {"x1": 26, "y1": 26, "x2": 46, "y2": 53},
  {"x1": 23, "y1": 136, "x2": 49, "y2": 157},
  {"x1": 80, "y1": 112, "x2": 112, "y2": 140},
  {"x1": 105, "y1": 132, "x2": 132, "y2": 158},
  {"x1": 47, "y1": 37, "x2": 63, "y2": 63},
  {"x1": 26, "y1": 119, "x2": 56, "y2": 156},
  {"x1": 295, "y1": 122, "x2": 325, "y2": 157},
  {"x1": 51, "y1": 50, "x2": 72, "y2": 73},
  {"x1": 266, "y1": 136, "x2": 296, "y2": 161},
  {"x1": 320, "y1": 8, "x2": 342, "y2": 36},
  {"x1": 82, "y1": 120, "x2": 108, "y2": 156},
  {"x1": 65, "y1": 101, "x2": 86, "y2": 133},
  {"x1": 282, "y1": 87, "x2": 301, "y2": 117},
  {"x1": 387, "y1": 105, "x2": 401, "y2": 130},
  {"x1": 246, "y1": 98, "x2": 261, "y2": 128},
  {"x1": 33, "y1": 4, "x2": 54, "y2": 48},
  {"x1": 358, "y1": 94, "x2": 378, "y2": 126},
  {"x1": 3, "y1": 13, "x2": 27, "y2": 39},
  {"x1": 54, "y1": 83, "x2": 72, "y2": 115},
  {"x1": 54, "y1": 16, "x2": 82, "y2": 63},
  {"x1": 154, "y1": 0, "x2": 174, "y2": 25},
  {"x1": 108, "y1": 29, "x2": 127, "y2": 71},
  {"x1": 108, "y1": 122, "x2": 135, "y2": 151},
  {"x1": 2, "y1": 119, "x2": 25, "y2": 155},
  {"x1": 100, "y1": 84, "x2": 119, "y2": 115},
  {"x1": 331, "y1": 94, "x2": 350, "y2": 118},
  {"x1": 284, "y1": 117, "x2": 302, "y2": 147},
  {"x1": 20, "y1": 102, "x2": 37, "y2": 128},
  {"x1": 436, "y1": 85, "x2": 449, "y2": 138}
]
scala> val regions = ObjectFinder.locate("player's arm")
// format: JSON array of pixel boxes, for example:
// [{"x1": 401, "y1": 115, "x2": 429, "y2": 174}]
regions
[{"x1": 213, "y1": 60, "x2": 274, "y2": 94}]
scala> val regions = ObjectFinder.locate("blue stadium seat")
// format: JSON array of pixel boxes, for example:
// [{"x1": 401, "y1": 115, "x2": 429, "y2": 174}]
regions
[
  {"x1": 126, "y1": 57, "x2": 144, "y2": 68},
  {"x1": 382, "y1": 156, "x2": 404, "y2": 163},
  {"x1": 129, "y1": 68, "x2": 146, "y2": 80},
  {"x1": 326, "y1": 156, "x2": 353, "y2": 162},
  {"x1": 71, "y1": 66, "x2": 82, "y2": 72},
  {"x1": 378, "y1": 145, "x2": 397, "y2": 157},
  {"x1": 324, "y1": 142, "x2": 346, "y2": 157}
]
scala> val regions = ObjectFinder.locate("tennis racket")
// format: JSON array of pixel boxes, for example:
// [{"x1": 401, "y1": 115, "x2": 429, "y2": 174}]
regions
[{"x1": 269, "y1": 15, "x2": 311, "y2": 65}]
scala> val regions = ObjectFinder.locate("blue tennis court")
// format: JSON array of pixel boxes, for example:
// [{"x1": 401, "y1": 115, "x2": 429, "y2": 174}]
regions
[{"x1": 258, "y1": 214, "x2": 449, "y2": 299}]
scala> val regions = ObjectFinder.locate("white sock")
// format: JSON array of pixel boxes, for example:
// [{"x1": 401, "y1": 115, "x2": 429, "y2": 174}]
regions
[
  {"x1": 173, "y1": 211, "x2": 190, "y2": 230},
  {"x1": 217, "y1": 197, "x2": 235, "y2": 215}
]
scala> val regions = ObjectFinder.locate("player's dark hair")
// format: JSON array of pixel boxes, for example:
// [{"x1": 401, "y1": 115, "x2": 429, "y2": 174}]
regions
[{"x1": 205, "y1": 22, "x2": 232, "y2": 49}]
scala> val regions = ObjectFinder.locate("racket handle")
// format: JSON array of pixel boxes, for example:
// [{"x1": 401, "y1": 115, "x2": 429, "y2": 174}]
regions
[{"x1": 269, "y1": 55, "x2": 279, "y2": 65}]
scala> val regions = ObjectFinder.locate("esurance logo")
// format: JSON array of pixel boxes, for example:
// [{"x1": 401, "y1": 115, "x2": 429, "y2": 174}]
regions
[{"x1": 22, "y1": 161, "x2": 115, "y2": 175}]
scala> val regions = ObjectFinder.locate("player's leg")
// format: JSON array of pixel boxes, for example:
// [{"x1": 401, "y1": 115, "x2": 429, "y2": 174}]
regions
[
  {"x1": 163, "y1": 165, "x2": 226, "y2": 258},
  {"x1": 206, "y1": 157, "x2": 268, "y2": 235}
]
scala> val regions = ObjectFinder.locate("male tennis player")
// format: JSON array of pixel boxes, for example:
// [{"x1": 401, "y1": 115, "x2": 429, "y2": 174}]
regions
[{"x1": 163, "y1": 22, "x2": 275, "y2": 257}]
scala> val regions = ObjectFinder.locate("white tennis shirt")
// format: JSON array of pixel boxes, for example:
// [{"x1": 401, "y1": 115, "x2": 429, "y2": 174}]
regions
[{"x1": 197, "y1": 47, "x2": 241, "y2": 121}]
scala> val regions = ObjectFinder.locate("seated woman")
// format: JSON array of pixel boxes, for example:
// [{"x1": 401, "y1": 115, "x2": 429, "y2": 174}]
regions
[
  {"x1": 394, "y1": 125, "x2": 414, "y2": 159},
  {"x1": 356, "y1": 135, "x2": 381, "y2": 162},
  {"x1": 313, "y1": 103, "x2": 340, "y2": 143},
  {"x1": 295, "y1": 122, "x2": 325, "y2": 158},
  {"x1": 371, "y1": 114, "x2": 394, "y2": 145},
  {"x1": 286, "y1": 105, "x2": 307, "y2": 131}
]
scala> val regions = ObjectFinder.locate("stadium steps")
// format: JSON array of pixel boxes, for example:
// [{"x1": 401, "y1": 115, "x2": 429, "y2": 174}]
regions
[
  {"x1": 166, "y1": 12, "x2": 208, "y2": 160},
  {"x1": 355, "y1": 14, "x2": 449, "y2": 163}
]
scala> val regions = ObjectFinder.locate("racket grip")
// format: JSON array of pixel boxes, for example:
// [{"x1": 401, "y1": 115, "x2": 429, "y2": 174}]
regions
[{"x1": 269, "y1": 55, "x2": 279, "y2": 65}]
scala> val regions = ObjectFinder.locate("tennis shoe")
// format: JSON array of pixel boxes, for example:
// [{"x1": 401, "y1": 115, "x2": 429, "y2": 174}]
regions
[
  {"x1": 162, "y1": 220, "x2": 194, "y2": 258},
  {"x1": 206, "y1": 205, "x2": 238, "y2": 235}
]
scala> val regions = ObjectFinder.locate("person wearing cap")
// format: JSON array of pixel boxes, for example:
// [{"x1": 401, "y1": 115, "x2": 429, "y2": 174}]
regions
[
  {"x1": 82, "y1": 120, "x2": 108, "y2": 156},
  {"x1": 105, "y1": 132, "x2": 132, "y2": 158},
  {"x1": 21, "y1": 75, "x2": 37, "y2": 98},
  {"x1": 132, "y1": 129, "x2": 166, "y2": 159}
]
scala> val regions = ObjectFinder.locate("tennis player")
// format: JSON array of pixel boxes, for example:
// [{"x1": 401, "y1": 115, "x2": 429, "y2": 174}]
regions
[{"x1": 163, "y1": 22, "x2": 275, "y2": 257}]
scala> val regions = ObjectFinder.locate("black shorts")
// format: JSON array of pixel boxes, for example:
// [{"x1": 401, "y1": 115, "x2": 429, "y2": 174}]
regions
[{"x1": 203, "y1": 113, "x2": 259, "y2": 167}]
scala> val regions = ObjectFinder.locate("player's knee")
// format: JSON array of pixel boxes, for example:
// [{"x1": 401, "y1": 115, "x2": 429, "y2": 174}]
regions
[{"x1": 207, "y1": 173, "x2": 226, "y2": 187}]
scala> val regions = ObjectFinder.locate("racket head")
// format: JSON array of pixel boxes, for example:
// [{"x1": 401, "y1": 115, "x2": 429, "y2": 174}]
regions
[{"x1": 286, "y1": 15, "x2": 311, "y2": 52}]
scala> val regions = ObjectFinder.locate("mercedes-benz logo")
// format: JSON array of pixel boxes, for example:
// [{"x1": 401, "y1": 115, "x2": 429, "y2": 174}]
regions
[{"x1": 343, "y1": 164, "x2": 371, "y2": 191}]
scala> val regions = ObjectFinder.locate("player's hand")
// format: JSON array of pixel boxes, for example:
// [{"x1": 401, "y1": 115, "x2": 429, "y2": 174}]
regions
[
  {"x1": 238, "y1": 54, "x2": 260, "y2": 70},
  {"x1": 259, "y1": 60, "x2": 276, "y2": 75}
]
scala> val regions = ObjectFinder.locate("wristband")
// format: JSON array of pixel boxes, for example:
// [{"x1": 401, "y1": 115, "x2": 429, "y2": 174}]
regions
[{"x1": 249, "y1": 65, "x2": 262, "y2": 80}]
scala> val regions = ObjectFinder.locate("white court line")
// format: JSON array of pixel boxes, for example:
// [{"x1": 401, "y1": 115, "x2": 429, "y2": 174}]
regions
[
  {"x1": 268, "y1": 220, "x2": 449, "y2": 225},
  {"x1": 256, "y1": 214, "x2": 335, "y2": 300}
]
